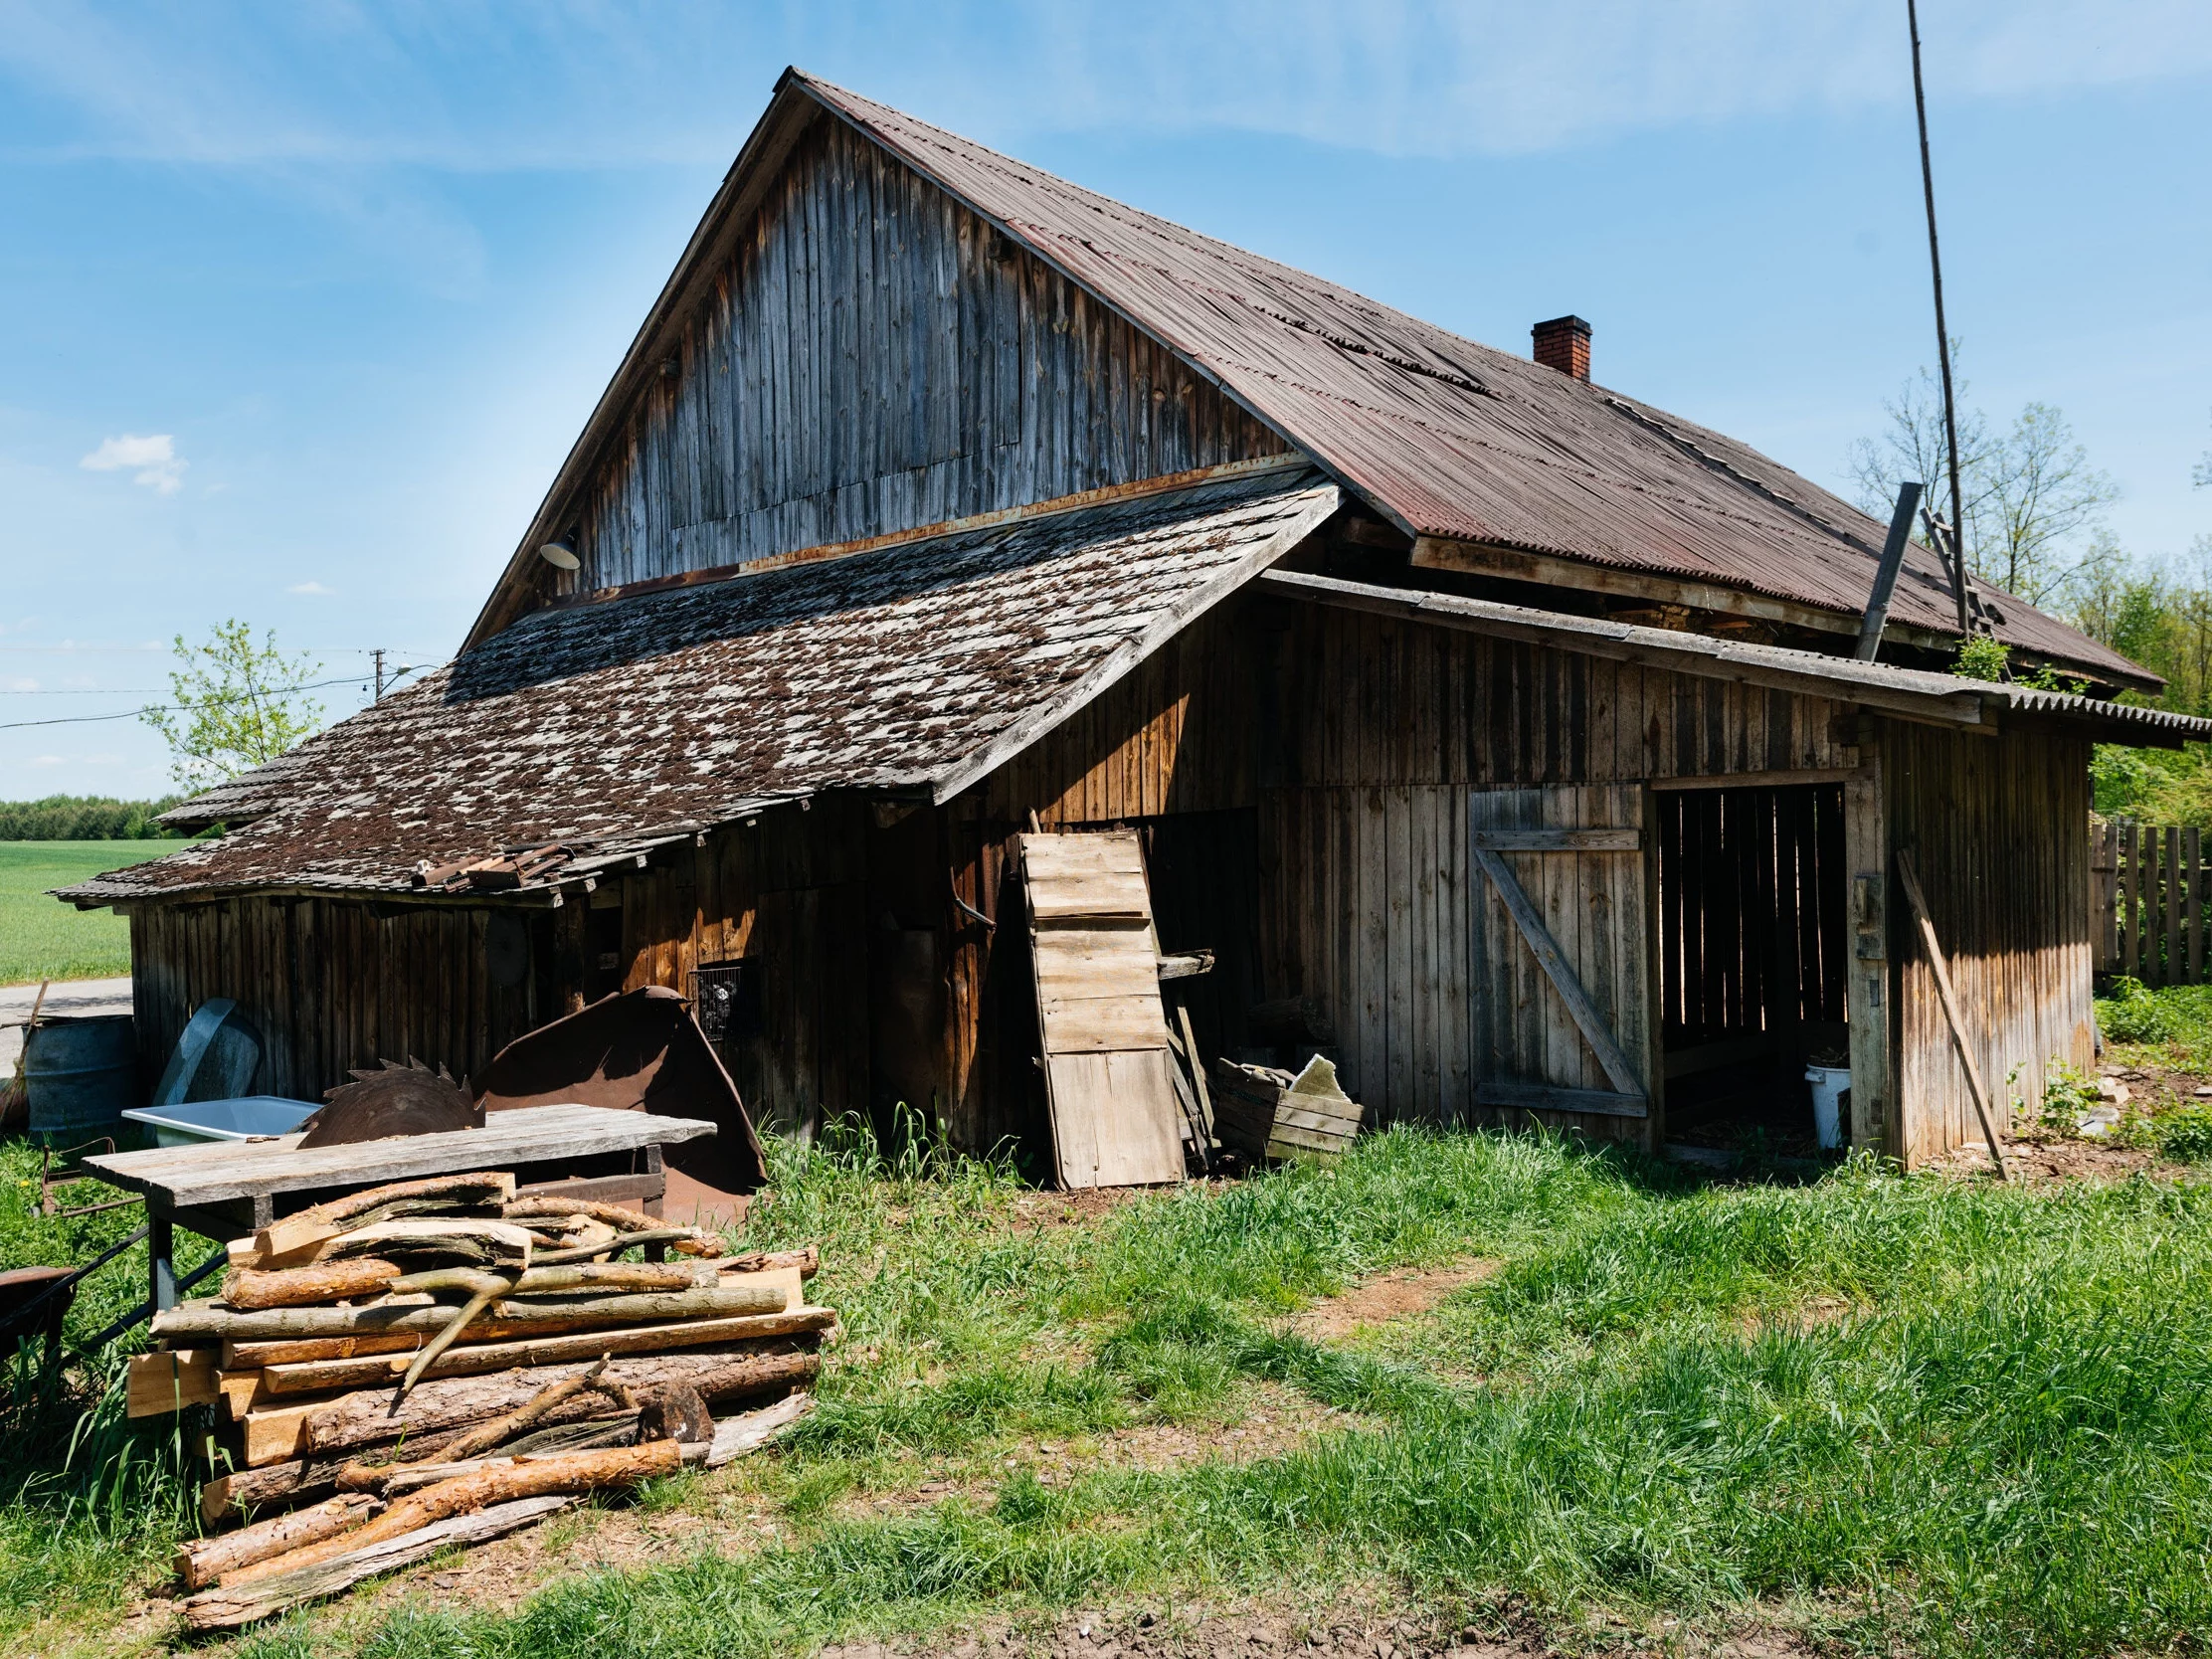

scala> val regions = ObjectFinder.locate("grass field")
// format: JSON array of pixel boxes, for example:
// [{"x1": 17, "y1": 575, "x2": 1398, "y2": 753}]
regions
[
  {"x1": 0, "y1": 841, "x2": 163, "y2": 985},
  {"x1": 11, "y1": 1097, "x2": 2212, "y2": 1659}
]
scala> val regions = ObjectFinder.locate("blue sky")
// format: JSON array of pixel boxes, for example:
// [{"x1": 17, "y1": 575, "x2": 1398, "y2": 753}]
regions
[{"x1": 3, "y1": 1, "x2": 2208, "y2": 800}]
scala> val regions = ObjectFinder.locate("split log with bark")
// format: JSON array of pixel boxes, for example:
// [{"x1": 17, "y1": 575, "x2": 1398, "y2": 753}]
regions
[
  {"x1": 175, "y1": 1494, "x2": 381, "y2": 1590},
  {"x1": 180, "y1": 1495, "x2": 573, "y2": 1631},
  {"x1": 156, "y1": 1282, "x2": 785, "y2": 1342},
  {"x1": 298, "y1": 1346, "x2": 820, "y2": 1454}
]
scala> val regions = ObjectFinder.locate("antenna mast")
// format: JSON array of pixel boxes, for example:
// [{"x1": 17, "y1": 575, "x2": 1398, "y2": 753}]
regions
[{"x1": 1908, "y1": 0, "x2": 1971, "y2": 635}]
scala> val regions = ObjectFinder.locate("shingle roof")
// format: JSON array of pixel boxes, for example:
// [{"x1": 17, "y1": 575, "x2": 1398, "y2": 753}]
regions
[
  {"x1": 64, "y1": 469, "x2": 1340, "y2": 904},
  {"x1": 794, "y1": 73, "x2": 2149, "y2": 690}
]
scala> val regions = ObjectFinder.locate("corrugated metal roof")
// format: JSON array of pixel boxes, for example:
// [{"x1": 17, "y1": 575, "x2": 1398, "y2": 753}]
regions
[
  {"x1": 794, "y1": 74, "x2": 2150, "y2": 690},
  {"x1": 64, "y1": 470, "x2": 1340, "y2": 904},
  {"x1": 1260, "y1": 569, "x2": 2212, "y2": 748}
]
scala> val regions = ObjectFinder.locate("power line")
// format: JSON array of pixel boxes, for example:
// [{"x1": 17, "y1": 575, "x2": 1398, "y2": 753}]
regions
[{"x1": 0, "y1": 668, "x2": 433, "y2": 731}]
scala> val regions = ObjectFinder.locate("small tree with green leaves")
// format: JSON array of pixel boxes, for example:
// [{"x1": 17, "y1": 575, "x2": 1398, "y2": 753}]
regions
[{"x1": 139, "y1": 621, "x2": 326, "y2": 790}]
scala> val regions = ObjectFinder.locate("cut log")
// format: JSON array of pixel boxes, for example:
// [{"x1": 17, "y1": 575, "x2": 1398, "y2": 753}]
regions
[
  {"x1": 203, "y1": 1416, "x2": 630, "y2": 1523},
  {"x1": 227, "y1": 1441, "x2": 683, "y2": 1586},
  {"x1": 706, "y1": 1263, "x2": 798, "y2": 1309},
  {"x1": 441, "y1": 1358, "x2": 620, "y2": 1462},
  {"x1": 223, "y1": 1259, "x2": 401, "y2": 1310},
  {"x1": 502, "y1": 1196, "x2": 663, "y2": 1231},
  {"x1": 128, "y1": 1350, "x2": 220, "y2": 1418},
  {"x1": 158, "y1": 1283, "x2": 782, "y2": 1343},
  {"x1": 181, "y1": 1494, "x2": 570, "y2": 1631},
  {"x1": 175, "y1": 1493, "x2": 380, "y2": 1590},
  {"x1": 243, "y1": 1399, "x2": 326, "y2": 1467},
  {"x1": 345, "y1": 1417, "x2": 641, "y2": 1496},
  {"x1": 262, "y1": 1173, "x2": 518, "y2": 1258},
  {"x1": 251, "y1": 1215, "x2": 340, "y2": 1265},
  {"x1": 400, "y1": 1273, "x2": 515, "y2": 1395},
  {"x1": 322, "y1": 1218, "x2": 536, "y2": 1263},
  {"x1": 638, "y1": 1382, "x2": 711, "y2": 1446},
  {"x1": 491, "y1": 1285, "x2": 784, "y2": 1322},
  {"x1": 255, "y1": 1306, "x2": 837, "y2": 1395},
  {"x1": 718, "y1": 1246, "x2": 820, "y2": 1279},
  {"x1": 391, "y1": 1261, "x2": 713, "y2": 1297},
  {"x1": 301, "y1": 1348, "x2": 822, "y2": 1455},
  {"x1": 700, "y1": 1390, "x2": 814, "y2": 1468},
  {"x1": 532, "y1": 1228, "x2": 718, "y2": 1266}
]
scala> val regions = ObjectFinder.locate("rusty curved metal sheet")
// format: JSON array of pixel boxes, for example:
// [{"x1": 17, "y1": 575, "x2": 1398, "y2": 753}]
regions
[{"x1": 475, "y1": 986, "x2": 769, "y2": 1198}]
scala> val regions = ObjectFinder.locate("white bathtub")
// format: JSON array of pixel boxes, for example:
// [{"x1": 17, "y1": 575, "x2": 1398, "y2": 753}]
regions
[{"x1": 121, "y1": 1096, "x2": 319, "y2": 1147}]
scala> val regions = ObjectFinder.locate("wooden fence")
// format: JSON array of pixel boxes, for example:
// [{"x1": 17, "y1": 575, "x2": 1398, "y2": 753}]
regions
[{"x1": 2093, "y1": 820, "x2": 2208, "y2": 985}]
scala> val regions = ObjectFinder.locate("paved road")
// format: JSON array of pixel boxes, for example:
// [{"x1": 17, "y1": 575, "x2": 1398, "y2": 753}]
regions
[{"x1": 1, "y1": 975, "x2": 134, "y2": 1074}]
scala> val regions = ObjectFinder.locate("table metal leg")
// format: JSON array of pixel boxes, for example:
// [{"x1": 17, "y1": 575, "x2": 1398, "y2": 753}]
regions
[
  {"x1": 149, "y1": 1210, "x2": 177, "y2": 1313},
  {"x1": 642, "y1": 1145, "x2": 666, "y2": 1260}
]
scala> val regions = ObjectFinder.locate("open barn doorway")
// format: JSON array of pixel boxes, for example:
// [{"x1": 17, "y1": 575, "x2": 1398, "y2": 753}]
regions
[{"x1": 1655, "y1": 782, "x2": 1851, "y2": 1159}]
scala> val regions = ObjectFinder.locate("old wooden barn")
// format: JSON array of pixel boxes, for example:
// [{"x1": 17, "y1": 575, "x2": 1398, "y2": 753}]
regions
[{"x1": 64, "y1": 70, "x2": 2212, "y2": 1174}]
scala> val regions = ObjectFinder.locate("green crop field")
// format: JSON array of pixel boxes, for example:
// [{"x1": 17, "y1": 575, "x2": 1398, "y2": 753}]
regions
[{"x1": 0, "y1": 841, "x2": 164, "y2": 985}]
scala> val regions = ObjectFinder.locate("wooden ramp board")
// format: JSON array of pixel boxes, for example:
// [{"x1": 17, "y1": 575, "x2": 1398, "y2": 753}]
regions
[{"x1": 1017, "y1": 831, "x2": 1186, "y2": 1190}]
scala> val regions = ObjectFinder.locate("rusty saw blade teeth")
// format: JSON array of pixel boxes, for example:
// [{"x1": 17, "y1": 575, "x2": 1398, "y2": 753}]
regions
[{"x1": 297, "y1": 1058, "x2": 483, "y2": 1148}]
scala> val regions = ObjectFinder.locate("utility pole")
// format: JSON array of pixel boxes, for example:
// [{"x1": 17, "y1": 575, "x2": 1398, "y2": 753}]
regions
[
  {"x1": 372, "y1": 648, "x2": 386, "y2": 702},
  {"x1": 1908, "y1": 0, "x2": 1972, "y2": 636}
]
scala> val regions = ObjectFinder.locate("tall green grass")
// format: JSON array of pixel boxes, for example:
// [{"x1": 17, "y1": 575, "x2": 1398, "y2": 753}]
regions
[
  {"x1": 209, "y1": 1128, "x2": 2212, "y2": 1659},
  {"x1": 0, "y1": 1139, "x2": 220, "y2": 1649}
]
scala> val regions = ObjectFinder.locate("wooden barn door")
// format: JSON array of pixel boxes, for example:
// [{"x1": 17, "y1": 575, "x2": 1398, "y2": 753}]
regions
[{"x1": 1468, "y1": 785, "x2": 1655, "y2": 1143}]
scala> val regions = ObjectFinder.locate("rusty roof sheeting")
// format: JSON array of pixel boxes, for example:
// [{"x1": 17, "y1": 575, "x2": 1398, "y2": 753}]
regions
[
  {"x1": 65, "y1": 471, "x2": 1339, "y2": 904},
  {"x1": 796, "y1": 74, "x2": 2148, "y2": 689},
  {"x1": 1260, "y1": 568, "x2": 2212, "y2": 747}
]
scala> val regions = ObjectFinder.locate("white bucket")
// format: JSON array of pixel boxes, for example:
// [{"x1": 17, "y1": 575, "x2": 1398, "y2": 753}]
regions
[{"x1": 1805, "y1": 1065, "x2": 1850, "y2": 1150}]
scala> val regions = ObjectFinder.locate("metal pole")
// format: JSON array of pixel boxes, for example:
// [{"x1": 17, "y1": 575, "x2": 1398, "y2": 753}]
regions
[
  {"x1": 1908, "y1": 0, "x2": 1971, "y2": 635},
  {"x1": 372, "y1": 647, "x2": 386, "y2": 702},
  {"x1": 1855, "y1": 480, "x2": 1925, "y2": 660}
]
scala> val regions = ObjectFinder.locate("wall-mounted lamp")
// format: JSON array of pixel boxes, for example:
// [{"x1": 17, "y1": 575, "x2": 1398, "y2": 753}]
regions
[{"x1": 539, "y1": 540, "x2": 581, "y2": 571}]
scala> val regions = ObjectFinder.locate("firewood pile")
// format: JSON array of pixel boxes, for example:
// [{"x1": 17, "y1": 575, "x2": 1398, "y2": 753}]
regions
[{"x1": 129, "y1": 1171, "x2": 832, "y2": 1632}]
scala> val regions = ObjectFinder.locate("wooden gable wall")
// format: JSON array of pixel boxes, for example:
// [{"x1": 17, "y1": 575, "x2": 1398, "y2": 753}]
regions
[{"x1": 567, "y1": 114, "x2": 1290, "y2": 594}]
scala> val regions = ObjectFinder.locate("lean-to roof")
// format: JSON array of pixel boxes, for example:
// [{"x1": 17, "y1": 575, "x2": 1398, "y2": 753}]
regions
[
  {"x1": 64, "y1": 469, "x2": 1338, "y2": 905},
  {"x1": 1261, "y1": 570, "x2": 2212, "y2": 750}
]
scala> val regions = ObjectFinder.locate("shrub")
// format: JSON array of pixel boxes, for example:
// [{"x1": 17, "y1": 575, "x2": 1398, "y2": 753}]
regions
[{"x1": 2099, "y1": 976, "x2": 2180, "y2": 1043}]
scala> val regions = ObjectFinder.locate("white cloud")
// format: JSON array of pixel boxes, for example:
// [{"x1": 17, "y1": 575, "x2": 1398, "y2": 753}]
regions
[
  {"x1": 29, "y1": 755, "x2": 63, "y2": 767},
  {"x1": 3, "y1": 676, "x2": 38, "y2": 691},
  {"x1": 80, "y1": 433, "x2": 186, "y2": 493},
  {"x1": 287, "y1": 580, "x2": 335, "y2": 596}
]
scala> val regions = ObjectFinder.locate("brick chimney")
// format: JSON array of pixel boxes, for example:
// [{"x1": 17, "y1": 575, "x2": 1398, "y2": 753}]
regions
[{"x1": 1532, "y1": 314, "x2": 1592, "y2": 382}]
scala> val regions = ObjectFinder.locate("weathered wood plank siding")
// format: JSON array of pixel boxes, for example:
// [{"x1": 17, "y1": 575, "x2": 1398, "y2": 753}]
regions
[
  {"x1": 947, "y1": 595, "x2": 1865, "y2": 1142},
  {"x1": 127, "y1": 594, "x2": 2098, "y2": 1174},
  {"x1": 571, "y1": 116, "x2": 1288, "y2": 592},
  {"x1": 1242, "y1": 599, "x2": 1854, "y2": 1128},
  {"x1": 128, "y1": 899, "x2": 538, "y2": 1107},
  {"x1": 124, "y1": 802, "x2": 874, "y2": 1135},
  {"x1": 1883, "y1": 721, "x2": 2095, "y2": 1164}
]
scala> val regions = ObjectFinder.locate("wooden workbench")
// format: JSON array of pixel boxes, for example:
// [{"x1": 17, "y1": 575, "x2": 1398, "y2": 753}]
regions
[{"x1": 83, "y1": 1104, "x2": 716, "y2": 1311}]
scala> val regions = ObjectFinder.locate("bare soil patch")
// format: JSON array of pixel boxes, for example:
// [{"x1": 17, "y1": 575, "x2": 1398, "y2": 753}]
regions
[
  {"x1": 1011, "y1": 1189, "x2": 1152, "y2": 1229},
  {"x1": 1292, "y1": 1262, "x2": 1501, "y2": 1342},
  {"x1": 827, "y1": 1591, "x2": 1831, "y2": 1659}
]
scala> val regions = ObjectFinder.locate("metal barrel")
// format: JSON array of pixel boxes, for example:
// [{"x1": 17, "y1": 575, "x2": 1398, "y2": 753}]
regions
[{"x1": 24, "y1": 1014, "x2": 138, "y2": 1143}]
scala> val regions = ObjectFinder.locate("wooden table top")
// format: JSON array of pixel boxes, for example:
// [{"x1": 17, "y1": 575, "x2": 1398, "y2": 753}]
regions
[{"x1": 82, "y1": 1104, "x2": 716, "y2": 1207}]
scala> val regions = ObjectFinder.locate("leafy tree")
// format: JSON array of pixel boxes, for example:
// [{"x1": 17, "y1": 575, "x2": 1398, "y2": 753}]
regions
[
  {"x1": 139, "y1": 621, "x2": 326, "y2": 790},
  {"x1": 1848, "y1": 347, "x2": 2117, "y2": 607}
]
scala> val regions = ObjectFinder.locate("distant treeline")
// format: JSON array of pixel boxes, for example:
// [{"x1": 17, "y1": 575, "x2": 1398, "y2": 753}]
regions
[{"x1": 0, "y1": 794, "x2": 190, "y2": 840}]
